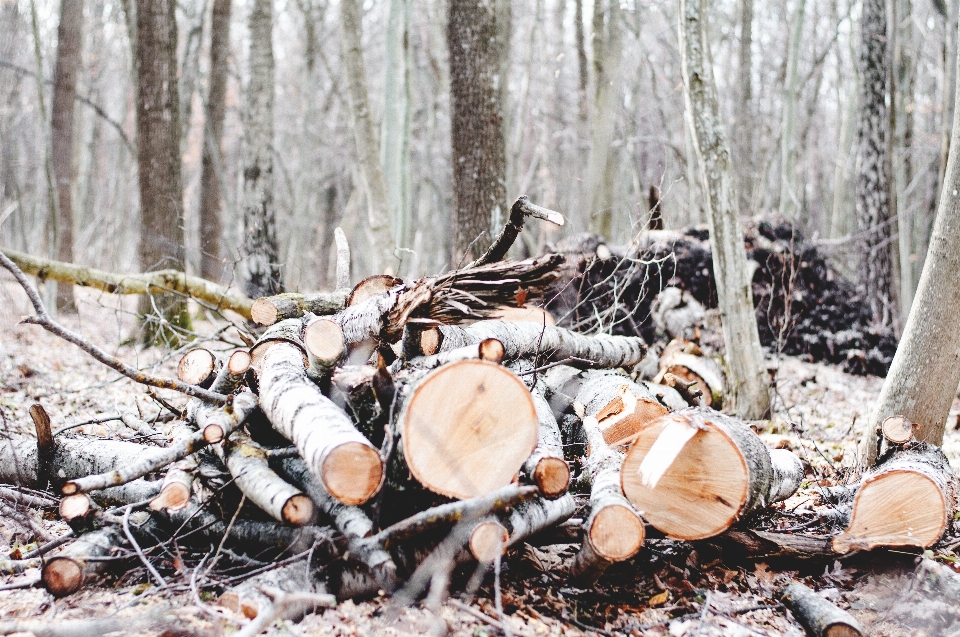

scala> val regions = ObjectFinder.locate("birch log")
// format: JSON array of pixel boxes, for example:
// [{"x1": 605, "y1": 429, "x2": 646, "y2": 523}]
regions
[
  {"x1": 250, "y1": 290, "x2": 348, "y2": 326},
  {"x1": 621, "y1": 408, "x2": 803, "y2": 540},
  {"x1": 468, "y1": 494, "x2": 577, "y2": 562},
  {"x1": 574, "y1": 369, "x2": 669, "y2": 446},
  {"x1": 41, "y1": 526, "x2": 122, "y2": 597},
  {"x1": 177, "y1": 348, "x2": 220, "y2": 387},
  {"x1": 780, "y1": 581, "x2": 863, "y2": 637},
  {"x1": 522, "y1": 389, "x2": 570, "y2": 499}
]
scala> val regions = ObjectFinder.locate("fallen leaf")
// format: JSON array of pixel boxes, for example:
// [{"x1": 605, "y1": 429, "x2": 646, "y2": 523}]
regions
[{"x1": 648, "y1": 590, "x2": 669, "y2": 607}]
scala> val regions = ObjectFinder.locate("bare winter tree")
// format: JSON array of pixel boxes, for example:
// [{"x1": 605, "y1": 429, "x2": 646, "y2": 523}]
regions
[
  {"x1": 198, "y1": 0, "x2": 231, "y2": 282},
  {"x1": 447, "y1": 0, "x2": 508, "y2": 263},
  {"x1": 135, "y1": 0, "x2": 190, "y2": 341},
  {"x1": 51, "y1": 0, "x2": 83, "y2": 312},
  {"x1": 680, "y1": 0, "x2": 771, "y2": 419},
  {"x1": 860, "y1": 38, "x2": 960, "y2": 465},
  {"x1": 240, "y1": 0, "x2": 282, "y2": 298},
  {"x1": 856, "y1": 0, "x2": 897, "y2": 328}
]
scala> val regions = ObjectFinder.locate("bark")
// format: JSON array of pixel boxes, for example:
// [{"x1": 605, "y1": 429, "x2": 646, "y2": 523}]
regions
[
  {"x1": 655, "y1": 350, "x2": 725, "y2": 409},
  {"x1": 241, "y1": 0, "x2": 282, "y2": 298},
  {"x1": 736, "y1": 0, "x2": 754, "y2": 210},
  {"x1": 778, "y1": 0, "x2": 806, "y2": 221},
  {"x1": 3, "y1": 248, "x2": 255, "y2": 318},
  {"x1": 1, "y1": 437, "x2": 155, "y2": 489},
  {"x1": 210, "y1": 350, "x2": 252, "y2": 395},
  {"x1": 199, "y1": 0, "x2": 232, "y2": 281},
  {"x1": 448, "y1": 0, "x2": 508, "y2": 262},
  {"x1": 521, "y1": 388, "x2": 570, "y2": 499},
  {"x1": 835, "y1": 442, "x2": 957, "y2": 553},
  {"x1": 569, "y1": 416, "x2": 644, "y2": 584},
  {"x1": 41, "y1": 526, "x2": 121, "y2": 597},
  {"x1": 177, "y1": 348, "x2": 220, "y2": 388},
  {"x1": 856, "y1": 0, "x2": 898, "y2": 328},
  {"x1": 574, "y1": 0, "x2": 588, "y2": 120},
  {"x1": 572, "y1": 369, "x2": 667, "y2": 445},
  {"x1": 779, "y1": 582, "x2": 864, "y2": 637},
  {"x1": 679, "y1": 0, "x2": 770, "y2": 419},
  {"x1": 135, "y1": 0, "x2": 190, "y2": 343},
  {"x1": 435, "y1": 320, "x2": 646, "y2": 369},
  {"x1": 148, "y1": 460, "x2": 194, "y2": 512},
  {"x1": 621, "y1": 408, "x2": 803, "y2": 540},
  {"x1": 713, "y1": 529, "x2": 835, "y2": 560},
  {"x1": 859, "y1": 36, "x2": 960, "y2": 459},
  {"x1": 51, "y1": 0, "x2": 83, "y2": 313},
  {"x1": 340, "y1": 0, "x2": 395, "y2": 274},
  {"x1": 255, "y1": 338, "x2": 383, "y2": 505}
]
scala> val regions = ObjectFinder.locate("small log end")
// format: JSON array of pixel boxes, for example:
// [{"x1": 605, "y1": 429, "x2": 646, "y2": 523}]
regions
[
  {"x1": 469, "y1": 520, "x2": 509, "y2": 563},
  {"x1": 42, "y1": 557, "x2": 83, "y2": 597},
  {"x1": 321, "y1": 442, "x2": 384, "y2": 506},
  {"x1": 534, "y1": 457, "x2": 571, "y2": 499},
  {"x1": 250, "y1": 298, "x2": 280, "y2": 326},
  {"x1": 282, "y1": 494, "x2": 316, "y2": 527}
]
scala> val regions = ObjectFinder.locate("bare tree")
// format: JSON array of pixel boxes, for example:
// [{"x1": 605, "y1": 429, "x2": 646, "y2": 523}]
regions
[
  {"x1": 735, "y1": 0, "x2": 754, "y2": 211},
  {"x1": 447, "y1": 0, "x2": 508, "y2": 263},
  {"x1": 240, "y1": 0, "x2": 282, "y2": 298},
  {"x1": 856, "y1": 0, "x2": 898, "y2": 328},
  {"x1": 860, "y1": 40, "x2": 960, "y2": 464},
  {"x1": 51, "y1": 0, "x2": 84, "y2": 312},
  {"x1": 135, "y1": 0, "x2": 190, "y2": 342},
  {"x1": 778, "y1": 0, "x2": 806, "y2": 221},
  {"x1": 680, "y1": 0, "x2": 770, "y2": 419},
  {"x1": 382, "y1": 0, "x2": 412, "y2": 274},
  {"x1": 198, "y1": 0, "x2": 231, "y2": 282},
  {"x1": 340, "y1": 0, "x2": 395, "y2": 275}
]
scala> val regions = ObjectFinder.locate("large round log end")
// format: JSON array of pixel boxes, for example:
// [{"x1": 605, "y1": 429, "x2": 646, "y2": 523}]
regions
[
  {"x1": 590, "y1": 504, "x2": 645, "y2": 561},
  {"x1": 250, "y1": 298, "x2": 280, "y2": 326},
  {"x1": 469, "y1": 520, "x2": 509, "y2": 563},
  {"x1": 42, "y1": 557, "x2": 83, "y2": 597},
  {"x1": 305, "y1": 319, "x2": 345, "y2": 366},
  {"x1": 533, "y1": 457, "x2": 571, "y2": 499},
  {"x1": 282, "y1": 494, "x2": 316, "y2": 526},
  {"x1": 178, "y1": 349, "x2": 217, "y2": 386},
  {"x1": 321, "y1": 442, "x2": 384, "y2": 506}
]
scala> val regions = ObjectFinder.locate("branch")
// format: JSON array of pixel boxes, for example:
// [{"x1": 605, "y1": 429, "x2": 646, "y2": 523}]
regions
[
  {"x1": 470, "y1": 196, "x2": 565, "y2": 268},
  {"x1": 0, "y1": 251, "x2": 229, "y2": 404}
]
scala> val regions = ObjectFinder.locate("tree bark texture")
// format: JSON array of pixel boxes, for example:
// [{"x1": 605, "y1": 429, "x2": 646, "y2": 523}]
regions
[
  {"x1": 860, "y1": 33, "x2": 960, "y2": 461},
  {"x1": 199, "y1": 0, "x2": 231, "y2": 282},
  {"x1": 679, "y1": 0, "x2": 770, "y2": 419},
  {"x1": 448, "y1": 0, "x2": 507, "y2": 263},
  {"x1": 856, "y1": 0, "x2": 897, "y2": 328},
  {"x1": 340, "y1": 0, "x2": 395, "y2": 274},
  {"x1": 777, "y1": 0, "x2": 806, "y2": 221},
  {"x1": 51, "y1": 0, "x2": 83, "y2": 313},
  {"x1": 241, "y1": 0, "x2": 282, "y2": 298},
  {"x1": 135, "y1": 0, "x2": 190, "y2": 341},
  {"x1": 736, "y1": 0, "x2": 754, "y2": 211}
]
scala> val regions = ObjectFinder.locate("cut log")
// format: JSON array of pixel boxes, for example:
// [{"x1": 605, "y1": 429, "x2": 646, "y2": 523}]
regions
[
  {"x1": 469, "y1": 518, "x2": 509, "y2": 562},
  {"x1": 250, "y1": 290, "x2": 349, "y2": 326},
  {"x1": 304, "y1": 317, "x2": 345, "y2": 379},
  {"x1": 471, "y1": 493, "x2": 578, "y2": 562},
  {"x1": 420, "y1": 327, "x2": 441, "y2": 356},
  {"x1": 832, "y1": 442, "x2": 957, "y2": 553},
  {"x1": 41, "y1": 526, "x2": 121, "y2": 597},
  {"x1": 569, "y1": 416, "x2": 644, "y2": 584},
  {"x1": 573, "y1": 369, "x2": 668, "y2": 446},
  {"x1": 256, "y1": 338, "x2": 383, "y2": 506},
  {"x1": 177, "y1": 348, "x2": 220, "y2": 387},
  {"x1": 779, "y1": 581, "x2": 863, "y2": 637},
  {"x1": 0, "y1": 485, "x2": 57, "y2": 509},
  {"x1": 521, "y1": 389, "x2": 570, "y2": 499},
  {"x1": 1, "y1": 437, "x2": 153, "y2": 490},
  {"x1": 407, "y1": 339, "x2": 506, "y2": 372},
  {"x1": 654, "y1": 351, "x2": 724, "y2": 409},
  {"x1": 347, "y1": 274, "x2": 403, "y2": 307},
  {"x1": 61, "y1": 392, "x2": 258, "y2": 494},
  {"x1": 490, "y1": 305, "x2": 556, "y2": 325},
  {"x1": 881, "y1": 415, "x2": 916, "y2": 444},
  {"x1": 221, "y1": 430, "x2": 314, "y2": 526},
  {"x1": 210, "y1": 350, "x2": 252, "y2": 395},
  {"x1": 398, "y1": 360, "x2": 538, "y2": 499},
  {"x1": 435, "y1": 321, "x2": 647, "y2": 369},
  {"x1": 621, "y1": 408, "x2": 803, "y2": 540},
  {"x1": 148, "y1": 460, "x2": 195, "y2": 512}
]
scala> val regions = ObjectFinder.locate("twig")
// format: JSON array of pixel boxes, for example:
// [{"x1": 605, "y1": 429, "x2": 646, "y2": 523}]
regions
[
  {"x1": 20, "y1": 530, "x2": 74, "y2": 559},
  {"x1": 53, "y1": 415, "x2": 124, "y2": 436},
  {"x1": 123, "y1": 505, "x2": 166, "y2": 587},
  {"x1": 234, "y1": 586, "x2": 336, "y2": 637},
  {"x1": 0, "y1": 577, "x2": 41, "y2": 592},
  {"x1": 0, "y1": 251, "x2": 229, "y2": 404},
  {"x1": 493, "y1": 543, "x2": 513, "y2": 637}
]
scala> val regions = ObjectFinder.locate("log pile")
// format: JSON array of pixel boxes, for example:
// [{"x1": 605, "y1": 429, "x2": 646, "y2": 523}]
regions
[{"x1": 547, "y1": 220, "x2": 899, "y2": 376}]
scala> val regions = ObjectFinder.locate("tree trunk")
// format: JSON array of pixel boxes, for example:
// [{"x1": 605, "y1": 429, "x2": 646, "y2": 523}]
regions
[
  {"x1": 340, "y1": 0, "x2": 395, "y2": 275},
  {"x1": 856, "y1": 0, "x2": 898, "y2": 329},
  {"x1": 448, "y1": 0, "x2": 508, "y2": 263},
  {"x1": 241, "y1": 0, "x2": 282, "y2": 298},
  {"x1": 859, "y1": 36, "x2": 960, "y2": 461},
  {"x1": 135, "y1": 0, "x2": 190, "y2": 343},
  {"x1": 678, "y1": 0, "x2": 770, "y2": 419},
  {"x1": 199, "y1": 0, "x2": 231, "y2": 282},
  {"x1": 51, "y1": 0, "x2": 83, "y2": 313},
  {"x1": 574, "y1": 0, "x2": 588, "y2": 121},
  {"x1": 736, "y1": 0, "x2": 754, "y2": 212},
  {"x1": 777, "y1": 0, "x2": 806, "y2": 221},
  {"x1": 382, "y1": 0, "x2": 412, "y2": 275}
]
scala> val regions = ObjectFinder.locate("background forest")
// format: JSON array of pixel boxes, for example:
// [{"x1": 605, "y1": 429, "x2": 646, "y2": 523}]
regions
[{"x1": 1, "y1": 0, "x2": 949, "y2": 315}]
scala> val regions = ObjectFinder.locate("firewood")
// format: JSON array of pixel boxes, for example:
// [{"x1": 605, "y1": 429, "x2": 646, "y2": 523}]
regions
[
  {"x1": 881, "y1": 415, "x2": 916, "y2": 444},
  {"x1": 1, "y1": 436, "x2": 155, "y2": 490},
  {"x1": 61, "y1": 391, "x2": 257, "y2": 494},
  {"x1": 621, "y1": 408, "x2": 803, "y2": 540},
  {"x1": 347, "y1": 274, "x2": 403, "y2": 306},
  {"x1": 573, "y1": 369, "x2": 668, "y2": 446},
  {"x1": 220, "y1": 430, "x2": 315, "y2": 526},
  {"x1": 832, "y1": 442, "x2": 958, "y2": 553},
  {"x1": 569, "y1": 416, "x2": 644, "y2": 583},
  {"x1": 714, "y1": 529, "x2": 836, "y2": 560},
  {"x1": 250, "y1": 290, "x2": 349, "y2": 326},
  {"x1": 41, "y1": 526, "x2": 122, "y2": 597},
  {"x1": 0, "y1": 485, "x2": 57, "y2": 509},
  {"x1": 148, "y1": 460, "x2": 195, "y2": 512},
  {"x1": 177, "y1": 348, "x2": 220, "y2": 387},
  {"x1": 434, "y1": 320, "x2": 647, "y2": 369},
  {"x1": 397, "y1": 360, "x2": 539, "y2": 499},
  {"x1": 407, "y1": 338, "x2": 506, "y2": 371},
  {"x1": 779, "y1": 581, "x2": 863, "y2": 637},
  {"x1": 468, "y1": 518, "x2": 510, "y2": 562},
  {"x1": 304, "y1": 317, "x2": 345, "y2": 379},
  {"x1": 520, "y1": 387, "x2": 570, "y2": 499},
  {"x1": 469, "y1": 493, "x2": 578, "y2": 562},
  {"x1": 210, "y1": 350, "x2": 252, "y2": 395},
  {"x1": 254, "y1": 326, "x2": 383, "y2": 506},
  {"x1": 654, "y1": 348, "x2": 724, "y2": 408}
]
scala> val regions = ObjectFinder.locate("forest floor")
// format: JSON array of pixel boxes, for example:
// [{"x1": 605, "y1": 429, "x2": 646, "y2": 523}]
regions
[{"x1": 2, "y1": 280, "x2": 960, "y2": 636}]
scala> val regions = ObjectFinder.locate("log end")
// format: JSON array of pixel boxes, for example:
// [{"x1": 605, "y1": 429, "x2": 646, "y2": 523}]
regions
[
  {"x1": 420, "y1": 327, "x2": 441, "y2": 356},
  {"x1": 321, "y1": 442, "x2": 384, "y2": 506},
  {"x1": 149, "y1": 482, "x2": 192, "y2": 512},
  {"x1": 621, "y1": 412, "x2": 748, "y2": 540},
  {"x1": 533, "y1": 457, "x2": 571, "y2": 499},
  {"x1": 250, "y1": 298, "x2": 280, "y2": 326},
  {"x1": 59, "y1": 494, "x2": 92, "y2": 521},
  {"x1": 598, "y1": 390, "x2": 669, "y2": 447},
  {"x1": 305, "y1": 318, "x2": 345, "y2": 367},
  {"x1": 832, "y1": 469, "x2": 947, "y2": 554},
  {"x1": 227, "y1": 350, "x2": 253, "y2": 375},
  {"x1": 469, "y1": 520, "x2": 509, "y2": 563},
  {"x1": 881, "y1": 416, "x2": 915, "y2": 444},
  {"x1": 589, "y1": 504, "x2": 645, "y2": 561},
  {"x1": 282, "y1": 494, "x2": 316, "y2": 526},
  {"x1": 203, "y1": 424, "x2": 226, "y2": 444},
  {"x1": 42, "y1": 557, "x2": 83, "y2": 597},
  {"x1": 347, "y1": 275, "x2": 403, "y2": 307},
  {"x1": 178, "y1": 348, "x2": 217, "y2": 386},
  {"x1": 479, "y1": 338, "x2": 506, "y2": 364}
]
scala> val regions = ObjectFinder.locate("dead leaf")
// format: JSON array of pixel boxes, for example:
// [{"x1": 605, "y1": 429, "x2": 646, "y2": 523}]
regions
[{"x1": 648, "y1": 591, "x2": 669, "y2": 607}]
